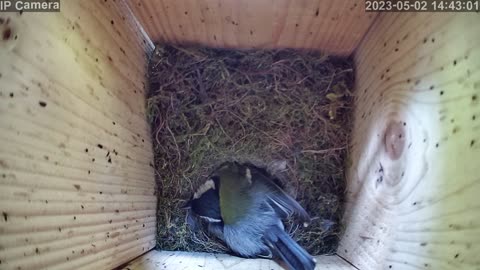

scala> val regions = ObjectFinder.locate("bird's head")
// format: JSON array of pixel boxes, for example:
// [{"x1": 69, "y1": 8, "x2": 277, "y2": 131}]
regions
[{"x1": 183, "y1": 176, "x2": 222, "y2": 223}]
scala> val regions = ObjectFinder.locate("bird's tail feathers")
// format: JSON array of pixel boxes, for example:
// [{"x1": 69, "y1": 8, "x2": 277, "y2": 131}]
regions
[{"x1": 265, "y1": 226, "x2": 316, "y2": 270}]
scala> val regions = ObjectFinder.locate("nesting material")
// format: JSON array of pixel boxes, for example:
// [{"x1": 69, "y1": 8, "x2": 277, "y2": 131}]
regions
[{"x1": 147, "y1": 45, "x2": 354, "y2": 255}]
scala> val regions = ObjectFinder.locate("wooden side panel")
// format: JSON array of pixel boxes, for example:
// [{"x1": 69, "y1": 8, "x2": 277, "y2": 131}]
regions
[
  {"x1": 120, "y1": 250, "x2": 355, "y2": 270},
  {"x1": 126, "y1": 0, "x2": 377, "y2": 55},
  {"x1": 341, "y1": 13, "x2": 480, "y2": 270},
  {"x1": 0, "y1": 1, "x2": 156, "y2": 270}
]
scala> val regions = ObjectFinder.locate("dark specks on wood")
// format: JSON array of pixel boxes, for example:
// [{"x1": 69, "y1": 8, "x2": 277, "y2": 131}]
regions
[
  {"x1": 2, "y1": 27, "x2": 12, "y2": 40},
  {"x1": 375, "y1": 162, "x2": 384, "y2": 188},
  {"x1": 376, "y1": 176, "x2": 383, "y2": 187}
]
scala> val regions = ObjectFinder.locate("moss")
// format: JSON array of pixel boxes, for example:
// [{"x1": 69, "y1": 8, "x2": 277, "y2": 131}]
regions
[{"x1": 148, "y1": 45, "x2": 354, "y2": 255}]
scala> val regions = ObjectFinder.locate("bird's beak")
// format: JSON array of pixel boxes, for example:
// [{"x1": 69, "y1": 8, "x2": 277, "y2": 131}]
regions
[{"x1": 180, "y1": 200, "x2": 192, "y2": 210}]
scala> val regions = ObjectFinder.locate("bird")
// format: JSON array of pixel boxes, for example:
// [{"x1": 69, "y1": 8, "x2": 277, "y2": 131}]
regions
[{"x1": 184, "y1": 162, "x2": 316, "y2": 270}]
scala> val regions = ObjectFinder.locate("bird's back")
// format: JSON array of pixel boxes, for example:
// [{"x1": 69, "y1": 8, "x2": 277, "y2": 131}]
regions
[{"x1": 217, "y1": 163, "x2": 254, "y2": 225}]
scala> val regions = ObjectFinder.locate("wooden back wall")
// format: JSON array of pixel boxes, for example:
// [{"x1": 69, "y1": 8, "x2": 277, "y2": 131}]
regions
[{"x1": 126, "y1": 0, "x2": 377, "y2": 55}]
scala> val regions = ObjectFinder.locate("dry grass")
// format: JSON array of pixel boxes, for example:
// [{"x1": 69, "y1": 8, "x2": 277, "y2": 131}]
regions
[{"x1": 147, "y1": 44, "x2": 354, "y2": 255}]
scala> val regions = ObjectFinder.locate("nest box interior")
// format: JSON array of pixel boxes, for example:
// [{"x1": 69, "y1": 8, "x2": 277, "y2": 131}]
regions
[{"x1": 0, "y1": 1, "x2": 478, "y2": 270}]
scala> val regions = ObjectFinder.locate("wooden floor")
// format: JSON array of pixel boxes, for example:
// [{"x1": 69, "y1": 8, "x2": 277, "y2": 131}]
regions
[{"x1": 120, "y1": 250, "x2": 355, "y2": 270}]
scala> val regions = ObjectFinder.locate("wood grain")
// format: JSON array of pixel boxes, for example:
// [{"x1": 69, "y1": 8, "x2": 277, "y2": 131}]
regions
[
  {"x1": 126, "y1": 0, "x2": 377, "y2": 55},
  {"x1": 0, "y1": 1, "x2": 155, "y2": 270},
  {"x1": 120, "y1": 250, "x2": 355, "y2": 270},
  {"x1": 341, "y1": 13, "x2": 480, "y2": 270}
]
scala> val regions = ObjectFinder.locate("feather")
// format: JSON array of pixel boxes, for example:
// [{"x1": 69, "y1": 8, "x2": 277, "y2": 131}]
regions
[
  {"x1": 199, "y1": 215, "x2": 222, "y2": 223},
  {"x1": 248, "y1": 165, "x2": 311, "y2": 225},
  {"x1": 194, "y1": 178, "x2": 216, "y2": 199},
  {"x1": 264, "y1": 225, "x2": 316, "y2": 270}
]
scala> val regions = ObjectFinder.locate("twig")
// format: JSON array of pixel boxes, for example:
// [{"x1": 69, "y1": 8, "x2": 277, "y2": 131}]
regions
[
  {"x1": 301, "y1": 147, "x2": 346, "y2": 154},
  {"x1": 167, "y1": 125, "x2": 182, "y2": 165},
  {"x1": 227, "y1": 111, "x2": 290, "y2": 150}
]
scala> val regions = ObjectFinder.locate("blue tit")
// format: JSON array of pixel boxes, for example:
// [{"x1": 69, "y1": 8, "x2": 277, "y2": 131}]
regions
[{"x1": 185, "y1": 162, "x2": 316, "y2": 270}]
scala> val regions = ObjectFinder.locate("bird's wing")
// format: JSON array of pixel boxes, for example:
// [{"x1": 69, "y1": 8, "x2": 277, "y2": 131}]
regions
[{"x1": 250, "y1": 166, "x2": 311, "y2": 225}]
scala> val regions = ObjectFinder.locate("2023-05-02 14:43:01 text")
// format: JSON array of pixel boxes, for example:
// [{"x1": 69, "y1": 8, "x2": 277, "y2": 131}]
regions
[{"x1": 365, "y1": 0, "x2": 479, "y2": 12}]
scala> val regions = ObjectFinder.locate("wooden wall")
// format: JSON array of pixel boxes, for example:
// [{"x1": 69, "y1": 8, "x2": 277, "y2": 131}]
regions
[
  {"x1": 126, "y1": 0, "x2": 377, "y2": 55},
  {"x1": 0, "y1": 1, "x2": 156, "y2": 269},
  {"x1": 341, "y1": 13, "x2": 480, "y2": 270}
]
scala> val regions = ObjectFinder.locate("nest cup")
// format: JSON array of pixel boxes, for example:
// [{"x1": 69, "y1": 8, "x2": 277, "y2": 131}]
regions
[{"x1": 148, "y1": 45, "x2": 354, "y2": 255}]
